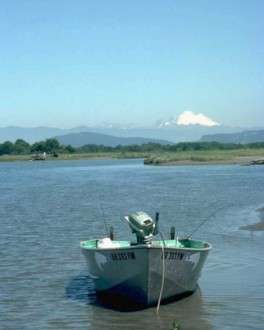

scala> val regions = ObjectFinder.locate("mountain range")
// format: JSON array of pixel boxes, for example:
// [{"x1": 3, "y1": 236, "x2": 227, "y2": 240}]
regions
[
  {"x1": 0, "y1": 125, "x2": 247, "y2": 144},
  {"x1": 1, "y1": 111, "x2": 263, "y2": 145},
  {"x1": 56, "y1": 131, "x2": 171, "y2": 147},
  {"x1": 0, "y1": 126, "x2": 89, "y2": 143},
  {"x1": 201, "y1": 130, "x2": 264, "y2": 144}
]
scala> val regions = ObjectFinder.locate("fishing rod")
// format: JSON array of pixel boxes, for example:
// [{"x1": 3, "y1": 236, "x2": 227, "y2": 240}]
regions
[
  {"x1": 185, "y1": 202, "x2": 232, "y2": 239},
  {"x1": 98, "y1": 202, "x2": 110, "y2": 238}
]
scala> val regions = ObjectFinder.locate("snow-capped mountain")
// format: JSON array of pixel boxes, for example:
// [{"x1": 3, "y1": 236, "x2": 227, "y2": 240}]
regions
[
  {"x1": 156, "y1": 111, "x2": 220, "y2": 128},
  {"x1": 0, "y1": 111, "x2": 258, "y2": 144}
]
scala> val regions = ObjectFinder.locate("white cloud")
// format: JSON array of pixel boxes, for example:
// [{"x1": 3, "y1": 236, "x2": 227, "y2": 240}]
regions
[{"x1": 176, "y1": 111, "x2": 220, "y2": 127}]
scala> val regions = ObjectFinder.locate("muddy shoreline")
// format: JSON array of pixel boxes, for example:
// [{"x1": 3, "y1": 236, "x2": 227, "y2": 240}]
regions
[
  {"x1": 144, "y1": 156, "x2": 264, "y2": 166},
  {"x1": 240, "y1": 207, "x2": 264, "y2": 231}
]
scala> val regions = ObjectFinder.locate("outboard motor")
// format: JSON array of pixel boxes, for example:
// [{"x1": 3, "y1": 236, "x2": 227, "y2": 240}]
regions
[{"x1": 124, "y1": 211, "x2": 156, "y2": 244}]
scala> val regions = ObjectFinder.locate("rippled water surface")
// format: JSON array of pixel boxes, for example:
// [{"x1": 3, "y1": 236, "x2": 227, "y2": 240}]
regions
[{"x1": 1, "y1": 159, "x2": 264, "y2": 329}]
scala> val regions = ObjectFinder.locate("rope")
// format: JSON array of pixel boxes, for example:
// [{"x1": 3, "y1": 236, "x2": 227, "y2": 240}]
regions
[
  {"x1": 155, "y1": 231, "x2": 191, "y2": 314},
  {"x1": 156, "y1": 231, "x2": 166, "y2": 314}
]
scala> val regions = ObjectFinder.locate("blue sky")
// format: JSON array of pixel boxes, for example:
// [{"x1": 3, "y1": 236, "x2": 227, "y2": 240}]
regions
[{"x1": 0, "y1": 0, "x2": 263, "y2": 128}]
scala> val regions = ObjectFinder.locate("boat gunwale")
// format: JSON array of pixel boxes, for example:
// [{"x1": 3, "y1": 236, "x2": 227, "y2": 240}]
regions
[{"x1": 80, "y1": 240, "x2": 212, "y2": 252}]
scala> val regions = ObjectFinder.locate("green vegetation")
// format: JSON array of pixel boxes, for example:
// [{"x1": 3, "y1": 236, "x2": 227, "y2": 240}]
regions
[
  {"x1": 0, "y1": 138, "x2": 264, "y2": 164},
  {"x1": 0, "y1": 138, "x2": 77, "y2": 157},
  {"x1": 143, "y1": 148, "x2": 264, "y2": 165}
]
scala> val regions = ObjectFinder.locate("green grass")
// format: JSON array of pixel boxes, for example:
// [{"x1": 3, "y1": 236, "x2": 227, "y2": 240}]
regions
[
  {"x1": 0, "y1": 154, "x2": 32, "y2": 162},
  {"x1": 143, "y1": 148, "x2": 264, "y2": 165},
  {"x1": 0, "y1": 152, "x2": 148, "y2": 162}
]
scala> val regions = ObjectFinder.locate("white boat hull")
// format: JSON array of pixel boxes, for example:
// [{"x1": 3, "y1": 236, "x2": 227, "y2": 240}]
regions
[{"x1": 81, "y1": 245, "x2": 210, "y2": 305}]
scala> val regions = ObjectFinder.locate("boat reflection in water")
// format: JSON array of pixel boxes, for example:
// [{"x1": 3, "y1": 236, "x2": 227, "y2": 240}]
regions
[{"x1": 66, "y1": 274, "x2": 212, "y2": 329}]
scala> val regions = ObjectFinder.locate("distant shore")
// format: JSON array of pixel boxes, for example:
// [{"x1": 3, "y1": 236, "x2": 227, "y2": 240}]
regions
[
  {"x1": 143, "y1": 149, "x2": 264, "y2": 166},
  {"x1": 0, "y1": 153, "x2": 116, "y2": 162},
  {"x1": 0, "y1": 152, "x2": 145, "y2": 163},
  {"x1": 1, "y1": 148, "x2": 264, "y2": 165},
  {"x1": 144, "y1": 156, "x2": 264, "y2": 166}
]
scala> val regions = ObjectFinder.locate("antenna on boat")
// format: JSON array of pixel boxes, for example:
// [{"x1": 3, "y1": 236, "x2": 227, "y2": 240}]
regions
[
  {"x1": 170, "y1": 226, "x2": 175, "y2": 239},
  {"x1": 154, "y1": 212, "x2": 159, "y2": 235},
  {"x1": 98, "y1": 203, "x2": 111, "y2": 238},
  {"x1": 109, "y1": 226, "x2": 114, "y2": 240}
]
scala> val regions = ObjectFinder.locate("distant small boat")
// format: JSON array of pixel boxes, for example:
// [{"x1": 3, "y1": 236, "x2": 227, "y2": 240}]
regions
[
  {"x1": 32, "y1": 152, "x2": 46, "y2": 161},
  {"x1": 80, "y1": 211, "x2": 211, "y2": 306}
]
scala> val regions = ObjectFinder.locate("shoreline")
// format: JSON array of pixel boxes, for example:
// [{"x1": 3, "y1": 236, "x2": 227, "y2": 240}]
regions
[
  {"x1": 240, "y1": 206, "x2": 264, "y2": 231},
  {"x1": 0, "y1": 153, "x2": 264, "y2": 166},
  {"x1": 143, "y1": 151, "x2": 264, "y2": 166},
  {"x1": 144, "y1": 156, "x2": 264, "y2": 166},
  {"x1": 1, "y1": 148, "x2": 264, "y2": 166},
  {"x1": 0, "y1": 153, "x2": 117, "y2": 163}
]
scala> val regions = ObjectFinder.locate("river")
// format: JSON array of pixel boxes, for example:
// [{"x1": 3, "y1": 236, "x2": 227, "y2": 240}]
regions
[{"x1": 0, "y1": 159, "x2": 263, "y2": 329}]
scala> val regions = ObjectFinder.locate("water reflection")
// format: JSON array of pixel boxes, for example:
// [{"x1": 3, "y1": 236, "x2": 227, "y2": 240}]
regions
[
  {"x1": 65, "y1": 273, "x2": 97, "y2": 305},
  {"x1": 66, "y1": 273, "x2": 153, "y2": 311},
  {"x1": 66, "y1": 274, "x2": 212, "y2": 329}
]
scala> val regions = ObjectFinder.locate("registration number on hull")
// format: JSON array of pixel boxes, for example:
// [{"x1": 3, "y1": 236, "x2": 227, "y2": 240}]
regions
[
  {"x1": 163, "y1": 251, "x2": 186, "y2": 260},
  {"x1": 111, "y1": 252, "x2": 136, "y2": 261}
]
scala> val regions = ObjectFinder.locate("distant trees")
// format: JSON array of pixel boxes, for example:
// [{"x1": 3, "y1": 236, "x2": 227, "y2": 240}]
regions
[
  {"x1": 0, "y1": 141, "x2": 14, "y2": 155},
  {"x1": 31, "y1": 141, "x2": 47, "y2": 153},
  {"x1": 13, "y1": 139, "x2": 31, "y2": 154},
  {"x1": 31, "y1": 138, "x2": 60, "y2": 153},
  {"x1": 0, "y1": 139, "x2": 31, "y2": 155},
  {"x1": 0, "y1": 138, "x2": 65, "y2": 155},
  {"x1": 0, "y1": 139, "x2": 264, "y2": 156},
  {"x1": 164, "y1": 141, "x2": 245, "y2": 152},
  {"x1": 64, "y1": 145, "x2": 75, "y2": 153},
  {"x1": 44, "y1": 138, "x2": 60, "y2": 152}
]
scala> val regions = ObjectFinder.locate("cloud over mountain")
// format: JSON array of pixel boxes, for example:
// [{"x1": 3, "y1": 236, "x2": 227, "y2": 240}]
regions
[{"x1": 177, "y1": 111, "x2": 220, "y2": 127}]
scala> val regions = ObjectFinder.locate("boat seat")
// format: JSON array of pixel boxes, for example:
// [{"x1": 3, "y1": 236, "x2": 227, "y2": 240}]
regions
[{"x1": 97, "y1": 238, "x2": 122, "y2": 249}]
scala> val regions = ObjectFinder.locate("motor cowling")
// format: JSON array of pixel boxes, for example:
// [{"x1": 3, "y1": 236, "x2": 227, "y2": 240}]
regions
[{"x1": 124, "y1": 211, "x2": 155, "y2": 244}]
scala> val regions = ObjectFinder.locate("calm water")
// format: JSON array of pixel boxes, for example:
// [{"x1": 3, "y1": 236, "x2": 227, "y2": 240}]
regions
[{"x1": 1, "y1": 159, "x2": 264, "y2": 329}]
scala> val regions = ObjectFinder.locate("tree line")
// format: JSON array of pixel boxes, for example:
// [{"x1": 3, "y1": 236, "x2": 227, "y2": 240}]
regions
[
  {"x1": 1, "y1": 138, "x2": 264, "y2": 156},
  {"x1": 0, "y1": 138, "x2": 73, "y2": 155}
]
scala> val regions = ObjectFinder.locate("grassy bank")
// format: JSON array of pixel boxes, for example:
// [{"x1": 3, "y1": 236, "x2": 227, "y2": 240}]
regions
[
  {"x1": 1, "y1": 148, "x2": 264, "y2": 165},
  {"x1": 2, "y1": 138, "x2": 264, "y2": 165},
  {"x1": 0, "y1": 152, "x2": 147, "y2": 162},
  {"x1": 143, "y1": 148, "x2": 264, "y2": 165}
]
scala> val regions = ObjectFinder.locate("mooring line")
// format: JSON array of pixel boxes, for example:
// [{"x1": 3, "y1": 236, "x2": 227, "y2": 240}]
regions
[{"x1": 156, "y1": 231, "x2": 166, "y2": 314}]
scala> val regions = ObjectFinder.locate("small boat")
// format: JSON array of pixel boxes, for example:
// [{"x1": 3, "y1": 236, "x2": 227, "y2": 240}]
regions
[
  {"x1": 32, "y1": 152, "x2": 46, "y2": 160},
  {"x1": 80, "y1": 211, "x2": 211, "y2": 306}
]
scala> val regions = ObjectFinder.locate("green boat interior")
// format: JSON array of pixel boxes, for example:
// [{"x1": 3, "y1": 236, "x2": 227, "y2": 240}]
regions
[
  {"x1": 80, "y1": 238, "x2": 210, "y2": 250},
  {"x1": 81, "y1": 212, "x2": 211, "y2": 251}
]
